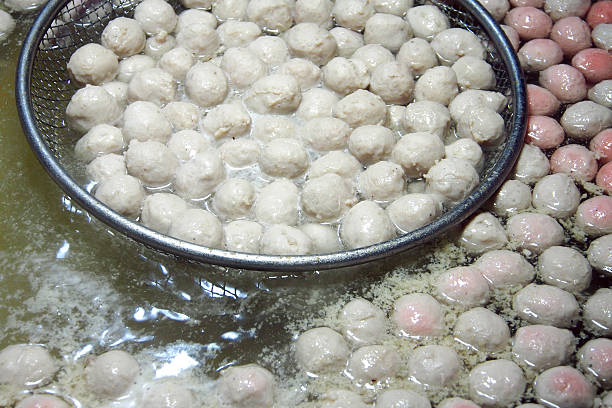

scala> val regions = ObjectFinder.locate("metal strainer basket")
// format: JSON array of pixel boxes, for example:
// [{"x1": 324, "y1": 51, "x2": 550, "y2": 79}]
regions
[{"x1": 16, "y1": 0, "x2": 526, "y2": 271}]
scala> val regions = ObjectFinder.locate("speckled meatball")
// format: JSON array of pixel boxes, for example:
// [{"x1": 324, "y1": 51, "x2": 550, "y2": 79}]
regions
[
  {"x1": 575, "y1": 196, "x2": 612, "y2": 237},
  {"x1": 212, "y1": 0, "x2": 248, "y2": 21},
  {"x1": 245, "y1": 74, "x2": 301, "y2": 114},
  {"x1": 248, "y1": 35, "x2": 290, "y2": 67},
  {"x1": 545, "y1": 0, "x2": 591, "y2": 20},
  {"x1": 408, "y1": 345, "x2": 460, "y2": 388},
  {"x1": 221, "y1": 47, "x2": 267, "y2": 89},
  {"x1": 538, "y1": 245, "x2": 591, "y2": 293},
  {"x1": 506, "y1": 212, "x2": 565, "y2": 254},
  {"x1": 333, "y1": 90, "x2": 387, "y2": 128},
  {"x1": 349, "y1": 125, "x2": 395, "y2": 165},
  {"x1": 332, "y1": 0, "x2": 375, "y2": 31},
  {"x1": 158, "y1": 47, "x2": 194, "y2": 81},
  {"x1": 74, "y1": 124, "x2": 124, "y2": 163},
  {"x1": 302, "y1": 117, "x2": 351, "y2": 151},
  {"x1": 174, "y1": 150, "x2": 225, "y2": 200},
  {"x1": 592, "y1": 23, "x2": 612, "y2": 51},
  {"x1": 588, "y1": 80, "x2": 612, "y2": 108},
  {"x1": 101, "y1": 81, "x2": 129, "y2": 109},
  {"x1": 329, "y1": 27, "x2": 364, "y2": 58},
  {"x1": 392, "y1": 293, "x2": 445, "y2": 338},
  {"x1": 347, "y1": 345, "x2": 400, "y2": 386},
  {"x1": 134, "y1": 0, "x2": 177, "y2": 36},
  {"x1": 531, "y1": 173, "x2": 580, "y2": 218},
  {"x1": 87, "y1": 153, "x2": 127, "y2": 182},
  {"x1": 514, "y1": 284, "x2": 579, "y2": 328},
  {"x1": 302, "y1": 173, "x2": 357, "y2": 222},
  {"x1": 584, "y1": 288, "x2": 612, "y2": 336},
  {"x1": 286, "y1": 23, "x2": 336, "y2": 66},
  {"x1": 376, "y1": 390, "x2": 431, "y2": 408},
  {"x1": 247, "y1": 0, "x2": 293, "y2": 33},
  {"x1": 201, "y1": 103, "x2": 251, "y2": 140},
  {"x1": 0, "y1": 344, "x2": 56, "y2": 388},
  {"x1": 431, "y1": 28, "x2": 486, "y2": 66},
  {"x1": 176, "y1": 22, "x2": 219, "y2": 58},
  {"x1": 578, "y1": 338, "x2": 612, "y2": 388},
  {"x1": 445, "y1": 138, "x2": 484, "y2": 170},
  {"x1": 66, "y1": 85, "x2": 121, "y2": 134},
  {"x1": 452, "y1": 56, "x2": 495, "y2": 90},
  {"x1": 518, "y1": 39, "x2": 564, "y2": 72},
  {"x1": 358, "y1": 161, "x2": 405, "y2": 202},
  {"x1": 338, "y1": 298, "x2": 386, "y2": 345},
  {"x1": 279, "y1": 58, "x2": 321, "y2": 90},
  {"x1": 252, "y1": 115, "x2": 297, "y2": 143},
  {"x1": 425, "y1": 158, "x2": 479, "y2": 206},
  {"x1": 166, "y1": 130, "x2": 210, "y2": 162},
  {"x1": 94, "y1": 174, "x2": 145, "y2": 218},
  {"x1": 469, "y1": 360, "x2": 526, "y2": 408},
  {"x1": 534, "y1": 366, "x2": 595, "y2": 408},
  {"x1": 370, "y1": 61, "x2": 414, "y2": 104},
  {"x1": 125, "y1": 140, "x2": 178, "y2": 187},
  {"x1": 219, "y1": 138, "x2": 260, "y2": 167},
  {"x1": 216, "y1": 364, "x2": 275, "y2": 408},
  {"x1": 169, "y1": 208, "x2": 223, "y2": 247},
  {"x1": 341, "y1": 200, "x2": 395, "y2": 249},
  {"x1": 101, "y1": 17, "x2": 146, "y2": 58},
  {"x1": 406, "y1": 5, "x2": 450, "y2": 41},
  {"x1": 128, "y1": 67, "x2": 176, "y2": 105},
  {"x1": 295, "y1": 0, "x2": 333, "y2": 28},
  {"x1": 539, "y1": 64, "x2": 587, "y2": 103},
  {"x1": 404, "y1": 101, "x2": 451, "y2": 139},
  {"x1": 474, "y1": 249, "x2": 535, "y2": 287},
  {"x1": 185, "y1": 63, "x2": 228, "y2": 108},
  {"x1": 454, "y1": 307, "x2": 511, "y2": 352},
  {"x1": 387, "y1": 193, "x2": 442, "y2": 233},
  {"x1": 364, "y1": 13, "x2": 412, "y2": 53},
  {"x1": 142, "y1": 381, "x2": 195, "y2": 408},
  {"x1": 217, "y1": 21, "x2": 261, "y2": 48},
  {"x1": 414, "y1": 66, "x2": 459, "y2": 106},
  {"x1": 68, "y1": 43, "x2": 118, "y2": 86},
  {"x1": 308, "y1": 151, "x2": 363, "y2": 180},
  {"x1": 397, "y1": 38, "x2": 439, "y2": 77},
  {"x1": 299, "y1": 223, "x2": 342, "y2": 254},
  {"x1": 123, "y1": 101, "x2": 172, "y2": 143},
  {"x1": 259, "y1": 138, "x2": 308, "y2": 178},
  {"x1": 254, "y1": 180, "x2": 299, "y2": 226},
  {"x1": 118, "y1": 55, "x2": 156, "y2": 83},
  {"x1": 212, "y1": 178, "x2": 255, "y2": 220},
  {"x1": 141, "y1": 193, "x2": 189, "y2": 234},
  {"x1": 561, "y1": 101, "x2": 612, "y2": 141},
  {"x1": 297, "y1": 88, "x2": 339, "y2": 120},
  {"x1": 512, "y1": 324, "x2": 575, "y2": 370},
  {"x1": 162, "y1": 102, "x2": 199, "y2": 132},
  {"x1": 351, "y1": 44, "x2": 395, "y2": 74},
  {"x1": 449, "y1": 89, "x2": 508, "y2": 122},
  {"x1": 224, "y1": 220, "x2": 263, "y2": 254},
  {"x1": 386, "y1": 105, "x2": 407, "y2": 133},
  {"x1": 512, "y1": 144, "x2": 550, "y2": 185},
  {"x1": 145, "y1": 31, "x2": 176, "y2": 58},
  {"x1": 460, "y1": 212, "x2": 508, "y2": 255},
  {"x1": 456, "y1": 107, "x2": 505, "y2": 146},
  {"x1": 322, "y1": 57, "x2": 369, "y2": 96},
  {"x1": 391, "y1": 132, "x2": 444, "y2": 178},
  {"x1": 587, "y1": 234, "x2": 612, "y2": 274},
  {"x1": 86, "y1": 350, "x2": 140, "y2": 398},
  {"x1": 295, "y1": 327, "x2": 349, "y2": 374},
  {"x1": 176, "y1": 9, "x2": 217, "y2": 32}
]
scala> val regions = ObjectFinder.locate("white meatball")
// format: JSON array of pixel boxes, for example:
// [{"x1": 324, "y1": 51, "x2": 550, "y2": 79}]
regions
[
  {"x1": 66, "y1": 85, "x2": 121, "y2": 134},
  {"x1": 0, "y1": 344, "x2": 56, "y2": 388},
  {"x1": 174, "y1": 150, "x2": 225, "y2": 199},
  {"x1": 452, "y1": 56, "x2": 496, "y2": 91},
  {"x1": 221, "y1": 47, "x2": 267, "y2": 89},
  {"x1": 449, "y1": 89, "x2": 508, "y2": 122},
  {"x1": 349, "y1": 125, "x2": 395, "y2": 165},
  {"x1": 456, "y1": 107, "x2": 505, "y2": 146},
  {"x1": 454, "y1": 307, "x2": 510, "y2": 352},
  {"x1": 478, "y1": 0, "x2": 509, "y2": 21},
  {"x1": 212, "y1": 178, "x2": 255, "y2": 220},
  {"x1": 391, "y1": 132, "x2": 444, "y2": 178},
  {"x1": 134, "y1": 0, "x2": 177, "y2": 35},
  {"x1": 392, "y1": 293, "x2": 445, "y2": 338},
  {"x1": 538, "y1": 246, "x2": 591, "y2": 293},
  {"x1": 587, "y1": 234, "x2": 612, "y2": 274},
  {"x1": 302, "y1": 117, "x2": 351, "y2": 151},
  {"x1": 333, "y1": 90, "x2": 386, "y2": 128},
  {"x1": 94, "y1": 174, "x2": 145, "y2": 218},
  {"x1": 397, "y1": 38, "x2": 439, "y2": 77},
  {"x1": 285, "y1": 23, "x2": 337, "y2": 66},
  {"x1": 176, "y1": 23, "x2": 219, "y2": 58},
  {"x1": 506, "y1": 212, "x2": 565, "y2": 254},
  {"x1": 118, "y1": 55, "x2": 156, "y2": 83},
  {"x1": 162, "y1": 102, "x2": 199, "y2": 132},
  {"x1": 469, "y1": 360, "x2": 526, "y2": 408},
  {"x1": 592, "y1": 23, "x2": 612, "y2": 51},
  {"x1": 246, "y1": 0, "x2": 294, "y2": 33},
  {"x1": 332, "y1": 0, "x2": 375, "y2": 31},
  {"x1": 261, "y1": 225, "x2": 312, "y2": 254},
  {"x1": 219, "y1": 138, "x2": 261, "y2": 167},
  {"x1": 376, "y1": 390, "x2": 430, "y2": 408},
  {"x1": 212, "y1": 0, "x2": 248, "y2": 21},
  {"x1": 425, "y1": 158, "x2": 479, "y2": 205},
  {"x1": 295, "y1": 0, "x2": 333, "y2": 28},
  {"x1": 125, "y1": 140, "x2": 178, "y2": 186},
  {"x1": 128, "y1": 67, "x2": 176, "y2": 105},
  {"x1": 247, "y1": 36, "x2": 290, "y2": 67},
  {"x1": 15, "y1": 395, "x2": 70, "y2": 408},
  {"x1": 101, "y1": 17, "x2": 146, "y2": 58},
  {"x1": 201, "y1": 103, "x2": 251, "y2": 140},
  {"x1": 295, "y1": 327, "x2": 349, "y2": 374},
  {"x1": 167, "y1": 130, "x2": 210, "y2": 161},
  {"x1": 387, "y1": 193, "x2": 442, "y2": 233},
  {"x1": 370, "y1": 62, "x2": 414, "y2": 104},
  {"x1": 373, "y1": 0, "x2": 412, "y2": 15},
  {"x1": 185, "y1": 63, "x2": 228, "y2": 108},
  {"x1": 513, "y1": 284, "x2": 580, "y2": 328},
  {"x1": 176, "y1": 9, "x2": 217, "y2": 32},
  {"x1": 320, "y1": 390, "x2": 369, "y2": 408},
  {"x1": 224, "y1": 220, "x2": 263, "y2": 253},
  {"x1": 436, "y1": 265, "x2": 491, "y2": 308},
  {"x1": 308, "y1": 150, "x2": 363, "y2": 180},
  {"x1": 74, "y1": 124, "x2": 124, "y2": 163},
  {"x1": 101, "y1": 81, "x2": 129, "y2": 110},
  {"x1": 254, "y1": 179, "x2": 299, "y2": 225},
  {"x1": 579, "y1": 338, "x2": 612, "y2": 388},
  {"x1": 142, "y1": 381, "x2": 195, "y2": 408},
  {"x1": 408, "y1": 345, "x2": 460, "y2": 388},
  {"x1": 431, "y1": 28, "x2": 487, "y2": 66},
  {"x1": 347, "y1": 345, "x2": 400, "y2": 386},
  {"x1": 217, "y1": 21, "x2": 261, "y2": 48},
  {"x1": 87, "y1": 153, "x2": 127, "y2": 182},
  {"x1": 445, "y1": 138, "x2": 484, "y2": 170},
  {"x1": 406, "y1": 5, "x2": 450, "y2": 41},
  {"x1": 322, "y1": 57, "x2": 369, "y2": 95},
  {"x1": 351, "y1": 44, "x2": 395, "y2": 74},
  {"x1": 299, "y1": 224, "x2": 342, "y2": 253},
  {"x1": 123, "y1": 101, "x2": 172, "y2": 143},
  {"x1": 358, "y1": 161, "x2": 405, "y2": 202},
  {"x1": 141, "y1": 193, "x2": 189, "y2": 234},
  {"x1": 403, "y1": 101, "x2": 451, "y2": 139},
  {"x1": 364, "y1": 13, "x2": 412, "y2": 53},
  {"x1": 459, "y1": 212, "x2": 508, "y2": 255},
  {"x1": 86, "y1": 350, "x2": 140, "y2": 398},
  {"x1": 302, "y1": 173, "x2": 357, "y2": 221},
  {"x1": 414, "y1": 66, "x2": 459, "y2": 106},
  {"x1": 158, "y1": 47, "x2": 194, "y2": 80},
  {"x1": 260, "y1": 138, "x2": 308, "y2": 178},
  {"x1": 217, "y1": 365, "x2": 275, "y2": 408},
  {"x1": 252, "y1": 115, "x2": 297, "y2": 142},
  {"x1": 245, "y1": 74, "x2": 301, "y2": 114},
  {"x1": 296, "y1": 88, "x2": 339, "y2": 120},
  {"x1": 0, "y1": 10, "x2": 15, "y2": 42},
  {"x1": 386, "y1": 105, "x2": 406, "y2": 133},
  {"x1": 588, "y1": 80, "x2": 612, "y2": 108},
  {"x1": 278, "y1": 58, "x2": 321, "y2": 90},
  {"x1": 473, "y1": 249, "x2": 535, "y2": 287},
  {"x1": 534, "y1": 366, "x2": 595, "y2": 408},
  {"x1": 68, "y1": 43, "x2": 118, "y2": 86},
  {"x1": 490, "y1": 180, "x2": 532, "y2": 217},
  {"x1": 169, "y1": 208, "x2": 223, "y2": 247},
  {"x1": 512, "y1": 324, "x2": 575, "y2": 370},
  {"x1": 145, "y1": 32, "x2": 176, "y2": 60},
  {"x1": 340, "y1": 200, "x2": 395, "y2": 249},
  {"x1": 583, "y1": 288, "x2": 612, "y2": 336},
  {"x1": 338, "y1": 298, "x2": 386, "y2": 345},
  {"x1": 512, "y1": 144, "x2": 550, "y2": 185},
  {"x1": 562, "y1": 101, "x2": 612, "y2": 141},
  {"x1": 329, "y1": 27, "x2": 364, "y2": 58}
]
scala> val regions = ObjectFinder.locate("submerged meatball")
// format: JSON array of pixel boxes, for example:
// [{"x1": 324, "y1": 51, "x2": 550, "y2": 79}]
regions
[
  {"x1": 167, "y1": 130, "x2": 210, "y2": 162},
  {"x1": 364, "y1": 13, "x2": 412, "y2": 53},
  {"x1": 506, "y1": 212, "x2": 565, "y2": 254},
  {"x1": 578, "y1": 338, "x2": 612, "y2": 388},
  {"x1": 134, "y1": 0, "x2": 177, "y2": 35},
  {"x1": 176, "y1": 23, "x2": 219, "y2": 58},
  {"x1": 561, "y1": 101, "x2": 612, "y2": 141},
  {"x1": 212, "y1": 178, "x2": 255, "y2": 220},
  {"x1": 74, "y1": 124, "x2": 124, "y2": 163},
  {"x1": 370, "y1": 62, "x2": 415, "y2": 104},
  {"x1": 201, "y1": 103, "x2": 251, "y2": 140},
  {"x1": 219, "y1": 139, "x2": 261, "y2": 168},
  {"x1": 169, "y1": 209, "x2": 223, "y2": 248},
  {"x1": 320, "y1": 390, "x2": 369, "y2": 408},
  {"x1": 302, "y1": 173, "x2": 357, "y2": 222},
  {"x1": 512, "y1": 144, "x2": 550, "y2": 185},
  {"x1": 436, "y1": 265, "x2": 491, "y2": 308},
  {"x1": 299, "y1": 224, "x2": 342, "y2": 254},
  {"x1": 0, "y1": 344, "x2": 56, "y2": 388},
  {"x1": 125, "y1": 140, "x2": 178, "y2": 187},
  {"x1": 431, "y1": 28, "x2": 486, "y2": 65},
  {"x1": 534, "y1": 366, "x2": 595, "y2": 408},
  {"x1": 514, "y1": 284, "x2": 580, "y2": 328},
  {"x1": 575, "y1": 196, "x2": 612, "y2": 237},
  {"x1": 392, "y1": 293, "x2": 445, "y2": 338},
  {"x1": 406, "y1": 5, "x2": 450, "y2": 40},
  {"x1": 141, "y1": 193, "x2": 189, "y2": 235},
  {"x1": 185, "y1": 63, "x2": 228, "y2": 108},
  {"x1": 358, "y1": 161, "x2": 405, "y2": 202},
  {"x1": 217, "y1": 21, "x2": 261, "y2": 48},
  {"x1": 260, "y1": 138, "x2": 308, "y2": 178},
  {"x1": 376, "y1": 390, "x2": 431, "y2": 408},
  {"x1": 174, "y1": 150, "x2": 225, "y2": 200},
  {"x1": 302, "y1": 117, "x2": 351, "y2": 151},
  {"x1": 124, "y1": 101, "x2": 173, "y2": 144},
  {"x1": 224, "y1": 220, "x2": 263, "y2": 254},
  {"x1": 279, "y1": 58, "x2": 321, "y2": 89},
  {"x1": 455, "y1": 307, "x2": 511, "y2": 352},
  {"x1": 414, "y1": 66, "x2": 459, "y2": 106},
  {"x1": 352, "y1": 44, "x2": 395, "y2": 74},
  {"x1": 286, "y1": 23, "x2": 336, "y2": 66},
  {"x1": 247, "y1": 0, "x2": 293, "y2": 33},
  {"x1": 392, "y1": 133, "x2": 444, "y2": 179},
  {"x1": 221, "y1": 47, "x2": 267, "y2": 89},
  {"x1": 456, "y1": 107, "x2": 505, "y2": 146},
  {"x1": 128, "y1": 67, "x2": 176, "y2": 106},
  {"x1": 349, "y1": 125, "x2": 395, "y2": 165},
  {"x1": 118, "y1": 55, "x2": 156, "y2": 83},
  {"x1": 86, "y1": 350, "x2": 140, "y2": 398},
  {"x1": 295, "y1": 0, "x2": 333, "y2": 28},
  {"x1": 452, "y1": 56, "x2": 496, "y2": 90},
  {"x1": 341, "y1": 201, "x2": 395, "y2": 249},
  {"x1": 142, "y1": 381, "x2": 195, "y2": 408},
  {"x1": 248, "y1": 35, "x2": 290, "y2": 67},
  {"x1": 333, "y1": 90, "x2": 387, "y2": 128},
  {"x1": 425, "y1": 158, "x2": 479, "y2": 205},
  {"x1": 162, "y1": 101, "x2": 200, "y2": 132},
  {"x1": 408, "y1": 345, "x2": 460, "y2": 388},
  {"x1": 322, "y1": 57, "x2": 369, "y2": 96},
  {"x1": 295, "y1": 327, "x2": 349, "y2": 374},
  {"x1": 587, "y1": 234, "x2": 612, "y2": 274},
  {"x1": 0, "y1": 10, "x2": 15, "y2": 42},
  {"x1": 95, "y1": 174, "x2": 144, "y2": 218},
  {"x1": 584, "y1": 288, "x2": 612, "y2": 336},
  {"x1": 66, "y1": 85, "x2": 121, "y2": 134},
  {"x1": 87, "y1": 153, "x2": 127, "y2": 182},
  {"x1": 339, "y1": 298, "x2": 386, "y2": 345},
  {"x1": 329, "y1": 27, "x2": 365, "y2": 58},
  {"x1": 474, "y1": 249, "x2": 535, "y2": 287},
  {"x1": 538, "y1": 246, "x2": 591, "y2": 292},
  {"x1": 332, "y1": 0, "x2": 375, "y2": 31},
  {"x1": 469, "y1": 360, "x2": 526, "y2": 408},
  {"x1": 387, "y1": 193, "x2": 442, "y2": 233},
  {"x1": 513, "y1": 324, "x2": 575, "y2": 370},
  {"x1": 297, "y1": 88, "x2": 339, "y2": 120},
  {"x1": 255, "y1": 180, "x2": 299, "y2": 226},
  {"x1": 397, "y1": 38, "x2": 439, "y2": 77},
  {"x1": 532, "y1": 173, "x2": 580, "y2": 218},
  {"x1": 490, "y1": 180, "x2": 532, "y2": 217},
  {"x1": 346, "y1": 345, "x2": 401, "y2": 386},
  {"x1": 245, "y1": 74, "x2": 301, "y2": 114},
  {"x1": 217, "y1": 364, "x2": 275, "y2": 408},
  {"x1": 404, "y1": 101, "x2": 451, "y2": 139}
]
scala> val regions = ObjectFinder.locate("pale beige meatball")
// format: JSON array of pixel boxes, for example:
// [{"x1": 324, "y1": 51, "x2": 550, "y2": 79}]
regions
[
  {"x1": 295, "y1": 327, "x2": 350, "y2": 374},
  {"x1": 322, "y1": 57, "x2": 369, "y2": 95},
  {"x1": 449, "y1": 89, "x2": 508, "y2": 122},
  {"x1": 340, "y1": 200, "x2": 396, "y2": 249},
  {"x1": 329, "y1": 27, "x2": 364, "y2": 58},
  {"x1": 85, "y1": 350, "x2": 140, "y2": 398},
  {"x1": 95, "y1": 174, "x2": 145, "y2": 218},
  {"x1": 349, "y1": 125, "x2": 395, "y2": 165},
  {"x1": 392, "y1": 132, "x2": 445, "y2": 178},
  {"x1": 141, "y1": 193, "x2": 189, "y2": 234},
  {"x1": 162, "y1": 102, "x2": 199, "y2": 132},
  {"x1": 181, "y1": 0, "x2": 213, "y2": 9},
  {"x1": 408, "y1": 345, "x2": 460, "y2": 388},
  {"x1": 513, "y1": 284, "x2": 580, "y2": 328},
  {"x1": 332, "y1": 0, "x2": 375, "y2": 31},
  {"x1": 302, "y1": 173, "x2": 357, "y2": 221},
  {"x1": 346, "y1": 345, "x2": 401, "y2": 386},
  {"x1": 296, "y1": 88, "x2": 339, "y2": 120},
  {"x1": 365, "y1": 13, "x2": 412, "y2": 53},
  {"x1": 260, "y1": 138, "x2": 309, "y2": 178},
  {"x1": 320, "y1": 390, "x2": 369, "y2": 408},
  {"x1": 0, "y1": 10, "x2": 15, "y2": 42},
  {"x1": 457, "y1": 107, "x2": 505, "y2": 146},
  {"x1": 473, "y1": 249, "x2": 535, "y2": 287},
  {"x1": 403, "y1": 101, "x2": 451, "y2": 139},
  {"x1": 511, "y1": 144, "x2": 550, "y2": 185},
  {"x1": 217, "y1": 21, "x2": 261, "y2": 48},
  {"x1": 224, "y1": 220, "x2": 263, "y2": 253},
  {"x1": 397, "y1": 38, "x2": 439, "y2": 77},
  {"x1": 373, "y1": 0, "x2": 412, "y2": 15},
  {"x1": 128, "y1": 67, "x2": 176, "y2": 105},
  {"x1": 560, "y1": 101, "x2": 612, "y2": 141},
  {"x1": 142, "y1": 381, "x2": 195, "y2": 408},
  {"x1": 169, "y1": 208, "x2": 223, "y2": 247},
  {"x1": 254, "y1": 179, "x2": 299, "y2": 225},
  {"x1": 212, "y1": 0, "x2": 248, "y2": 21},
  {"x1": 302, "y1": 117, "x2": 351, "y2": 151},
  {"x1": 176, "y1": 9, "x2": 217, "y2": 32},
  {"x1": 387, "y1": 193, "x2": 442, "y2": 233},
  {"x1": 299, "y1": 224, "x2": 342, "y2": 253},
  {"x1": 174, "y1": 150, "x2": 226, "y2": 199},
  {"x1": 217, "y1": 364, "x2": 275, "y2": 408},
  {"x1": 125, "y1": 140, "x2": 178, "y2": 187},
  {"x1": 260, "y1": 224, "x2": 313, "y2": 255},
  {"x1": 333, "y1": 90, "x2": 387, "y2": 128},
  {"x1": 445, "y1": 138, "x2": 484, "y2": 170},
  {"x1": 359, "y1": 161, "x2": 405, "y2": 202},
  {"x1": 201, "y1": 103, "x2": 251, "y2": 140},
  {"x1": 588, "y1": 80, "x2": 612, "y2": 108},
  {"x1": 370, "y1": 61, "x2": 414, "y2": 104},
  {"x1": 185, "y1": 63, "x2": 228, "y2": 108},
  {"x1": 583, "y1": 288, "x2": 612, "y2": 336},
  {"x1": 460, "y1": 212, "x2": 508, "y2": 254},
  {"x1": 101, "y1": 17, "x2": 146, "y2": 58},
  {"x1": 87, "y1": 153, "x2": 127, "y2": 182},
  {"x1": 532, "y1": 173, "x2": 580, "y2": 218},
  {"x1": 538, "y1": 246, "x2": 592, "y2": 293},
  {"x1": 213, "y1": 178, "x2": 256, "y2": 220},
  {"x1": 338, "y1": 297, "x2": 386, "y2": 345},
  {"x1": 436, "y1": 265, "x2": 491, "y2": 308},
  {"x1": 252, "y1": 115, "x2": 297, "y2": 142},
  {"x1": 295, "y1": 0, "x2": 333, "y2": 28},
  {"x1": 425, "y1": 158, "x2": 480, "y2": 205},
  {"x1": 286, "y1": 23, "x2": 337, "y2": 66},
  {"x1": 308, "y1": 150, "x2": 363, "y2": 180},
  {"x1": 221, "y1": 47, "x2": 267, "y2": 89},
  {"x1": 66, "y1": 85, "x2": 121, "y2": 134},
  {"x1": 414, "y1": 66, "x2": 459, "y2": 106},
  {"x1": 158, "y1": 47, "x2": 194, "y2": 80},
  {"x1": 247, "y1": 35, "x2": 290, "y2": 67},
  {"x1": 512, "y1": 325, "x2": 575, "y2": 370},
  {"x1": 167, "y1": 130, "x2": 211, "y2": 161},
  {"x1": 68, "y1": 43, "x2": 118, "y2": 86},
  {"x1": 490, "y1": 180, "x2": 532, "y2": 217},
  {"x1": 176, "y1": 23, "x2": 219, "y2": 58},
  {"x1": 247, "y1": 0, "x2": 294, "y2": 33},
  {"x1": 351, "y1": 44, "x2": 395, "y2": 74},
  {"x1": 101, "y1": 81, "x2": 129, "y2": 110},
  {"x1": 478, "y1": 0, "x2": 510, "y2": 21},
  {"x1": 587, "y1": 234, "x2": 612, "y2": 274},
  {"x1": 123, "y1": 101, "x2": 172, "y2": 143},
  {"x1": 468, "y1": 360, "x2": 526, "y2": 408},
  {"x1": 134, "y1": 0, "x2": 177, "y2": 36},
  {"x1": 0, "y1": 344, "x2": 56, "y2": 388},
  {"x1": 74, "y1": 124, "x2": 124, "y2": 163},
  {"x1": 406, "y1": 5, "x2": 450, "y2": 40},
  {"x1": 452, "y1": 56, "x2": 496, "y2": 90},
  {"x1": 118, "y1": 55, "x2": 156, "y2": 83},
  {"x1": 455, "y1": 307, "x2": 511, "y2": 352},
  {"x1": 245, "y1": 74, "x2": 301, "y2": 114},
  {"x1": 506, "y1": 212, "x2": 565, "y2": 254},
  {"x1": 386, "y1": 105, "x2": 406, "y2": 133},
  {"x1": 431, "y1": 28, "x2": 487, "y2": 66},
  {"x1": 145, "y1": 33, "x2": 176, "y2": 61},
  {"x1": 278, "y1": 58, "x2": 321, "y2": 90}
]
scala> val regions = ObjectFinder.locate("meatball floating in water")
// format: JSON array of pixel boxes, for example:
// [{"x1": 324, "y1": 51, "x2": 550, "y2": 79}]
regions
[
  {"x1": 85, "y1": 350, "x2": 140, "y2": 398},
  {"x1": 468, "y1": 359, "x2": 526, "y2": 408},
  {"x1": 408, "y1": 345, "x2": 461, "y2": 388},
  {"x1": 392, "y1": 293, "x2": 445, "y2": 338},
  {"x1": 454, "y1": 307, "x2": 511, "y2": 352},
  {"x1": 512, "y1": 324, "x2": 576, "y2": 370},
  {"x1": 294, "y1": 327, "x2": 349, "y2": 375},
  {"x1": 0, "y1": 344, "x2": 56, "y2": 388},
  {"x1": 15, "y1": 395, "x2": 70, "y2": 408},
  {"x1": 578, "y1": 338, "x2": 612, "y2": 389},
  {"x1": 513, "y1": 284, "x2": 580, "y2": 328},
  {"x1": 434, "y1": 266, "x2": 491, "y2": 308},
  {"x1": 338, "y1": 298, "x2": 387, "y2": 346},
  {"x1": 534, "y1": 366, "x2": 595, "y2": 408},
  {"x1": 583, "y1": 287, "x2": 612, "y2": 336},
  {"x1": 216, "y1": 364, "x2": 275, "y2": 408},
  {"x1": 346, "y1": 345, "x2": 401, "y2": 387}
]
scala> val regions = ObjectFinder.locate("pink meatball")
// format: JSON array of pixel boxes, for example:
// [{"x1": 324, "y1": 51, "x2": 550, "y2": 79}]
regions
[
  {"x1": 474, "y1": 249, "x2": 535, "y2": 287},
  {"x1": 550, "y1": 144, "x2": 598, "y2": 181},
  {"x1": 579, "y1": 338, "x2": 612, "y2": 388},
  {"x1": 590, "y1": 128, "x2": 612, "y2": 163},
  {"x1": 525, "y1": 115, "x2": 565, "y2": 149},
  {"x1": 539, "y1": 64, "x2": 588, "y2": 102},
  {"x1": 501, "y1": 24, "x2": 521, "y2": 50},
  {"x1": 534, "y1": 366, "x2": 595, "y2": 408},
  {"x1": 572, "y1": 47, "x2": 612, "y2": 82},
  {"x1": 597, "y1": 161, "x2": 612, "y2": 193},
  {"x1": 391, "y1": 293, "x2": 445, "y2": 338},
  {"x1": 575, "y1": 195, "x2": 612, "y2": 236},
  {"x1": 527, "y1": 84, "x2": 561, "y2": 116},
  {"x1": 15, "y1": 395, "x2": 70, "y2": 408},
  {"x1": 435, "y1": 266, "x2": 491, "y2": 308},
  {"x1": 586, "y1": 0, "x2": 612, "y2": 28},
  {"x1": 519, "y1": 39, "x2": 564, "y2": 72},
  {"x1": 506, "y1": 212, "x2": 565, "y2": 254},
  {"x1": 504, "y1": 7, "x2": 553, "y2": 40},
  {"x1": 513, "y1": 324, "x2": 575, "y2": 370},
  {"x1": 551, "y1": 17, "x2": 592, "y2": 56}
]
